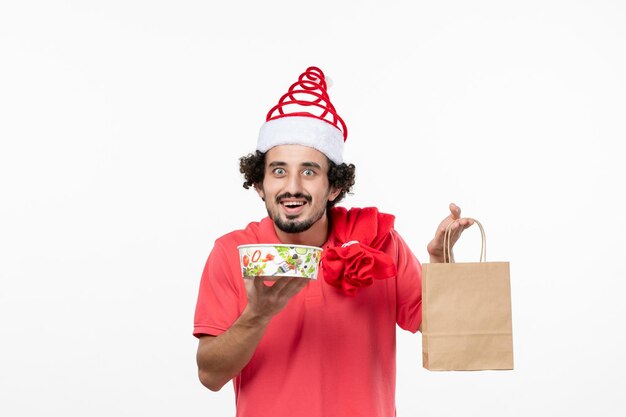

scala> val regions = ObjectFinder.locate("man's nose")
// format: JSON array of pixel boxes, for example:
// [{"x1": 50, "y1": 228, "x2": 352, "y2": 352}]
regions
[{"x1": 285, "y1": 172, "x2": 303, "y2": 193}]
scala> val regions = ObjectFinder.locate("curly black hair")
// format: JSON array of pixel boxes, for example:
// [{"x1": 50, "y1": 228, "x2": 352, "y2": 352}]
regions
[{"x1": 239, "y1": 150, "x2": 356, "y2": 208}]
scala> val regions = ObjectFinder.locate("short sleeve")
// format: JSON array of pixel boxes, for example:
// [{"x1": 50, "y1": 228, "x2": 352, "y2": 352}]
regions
[
  {"x1": 193, "y1": 239, "x2": 245, "y2": 337},
  {"x1": 392, "y1": 230, "x2": 423, "y2": 333}
]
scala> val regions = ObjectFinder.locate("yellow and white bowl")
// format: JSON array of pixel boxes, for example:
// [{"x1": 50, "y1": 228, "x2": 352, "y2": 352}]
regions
[{"x1": 237, "y1": 244, "x2": 322, "y2": 280}]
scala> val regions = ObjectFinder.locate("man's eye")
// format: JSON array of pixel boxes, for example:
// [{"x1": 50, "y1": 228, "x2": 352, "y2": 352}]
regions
[
  {"x1": 303, "y1": 169, "x2": 315, "y2": 176},
  {"x1": 273, "y1": 168, "x2": 286, "y2": 175}
]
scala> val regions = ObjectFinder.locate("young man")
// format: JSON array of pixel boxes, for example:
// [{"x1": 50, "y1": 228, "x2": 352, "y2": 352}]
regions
[{"x1": 193, "y1": 67, "x2": 472, "y2": 417}]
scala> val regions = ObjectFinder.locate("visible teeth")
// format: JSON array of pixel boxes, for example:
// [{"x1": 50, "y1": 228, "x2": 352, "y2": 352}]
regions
[{"x1": 284, "y1": 201, "x2": 305, "y2": 207}]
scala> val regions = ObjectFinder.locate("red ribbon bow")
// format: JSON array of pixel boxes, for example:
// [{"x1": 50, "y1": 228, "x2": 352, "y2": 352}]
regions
[{"x1": 322, "y1": 207, "x2": 397, "y2": 296}]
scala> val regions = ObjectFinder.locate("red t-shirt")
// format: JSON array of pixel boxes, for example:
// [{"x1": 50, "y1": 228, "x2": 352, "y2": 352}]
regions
[{"x1": 194, "y1": 213, "x2": 422, "y2": 417}]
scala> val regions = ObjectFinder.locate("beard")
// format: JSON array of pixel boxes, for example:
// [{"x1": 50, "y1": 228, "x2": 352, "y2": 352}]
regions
[
  {"x1": 273, "y1": 215, "x2": 319, "y2": 233},
  {"x1": 267, "y1": 192, "x2": 326, "y2": 234}
]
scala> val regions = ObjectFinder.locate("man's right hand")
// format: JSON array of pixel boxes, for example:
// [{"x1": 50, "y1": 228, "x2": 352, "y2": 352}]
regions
[{"x1": 243, "y1": 276, "x2": 308, "y2": 323}]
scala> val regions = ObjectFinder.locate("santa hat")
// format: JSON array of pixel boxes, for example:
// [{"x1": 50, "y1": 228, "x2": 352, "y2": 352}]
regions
[{"x1": 257, "y1": 66, "x2": 347, "y2": 164}]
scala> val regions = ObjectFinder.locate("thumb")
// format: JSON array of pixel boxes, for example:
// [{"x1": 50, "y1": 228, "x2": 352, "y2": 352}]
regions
[{"x1": 449, "y1": 202, "x2": 461, "y2": 220}]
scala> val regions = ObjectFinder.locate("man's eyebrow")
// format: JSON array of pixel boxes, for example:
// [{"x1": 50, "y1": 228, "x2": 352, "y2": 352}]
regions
[
  {"x1": 268, "y1": 161, "x2": 287, "y2": 167},
  {"x1": 301, "y1": 162, "x2": 322, "y2": 169}
]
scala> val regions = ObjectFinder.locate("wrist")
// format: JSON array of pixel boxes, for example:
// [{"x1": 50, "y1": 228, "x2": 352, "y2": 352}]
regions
[
  {"x1": 429, "y1": 251, "x2": 453, "y2": 263},
  {"x1": 240, "y1": 305, "x2": 273, "y2": 328}
]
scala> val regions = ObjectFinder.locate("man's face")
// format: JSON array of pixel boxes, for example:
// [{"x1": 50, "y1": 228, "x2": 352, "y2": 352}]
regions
[{"x1": 256, "y1": 145, "x2": 340, "y2": 234}]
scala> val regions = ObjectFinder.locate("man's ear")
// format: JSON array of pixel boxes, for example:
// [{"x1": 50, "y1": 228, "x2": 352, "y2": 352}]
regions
[
  {"x1": 328, "y1": 186, "x2": 341, "y2": 203},
  {"x1": 254, "y1": 183, "x2": 265, "y2": 201}
]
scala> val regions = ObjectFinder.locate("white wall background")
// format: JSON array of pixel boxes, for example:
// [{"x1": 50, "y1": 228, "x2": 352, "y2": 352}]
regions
[{"x1": 1, "y1": 1, "x2": 624, "y2": 416}]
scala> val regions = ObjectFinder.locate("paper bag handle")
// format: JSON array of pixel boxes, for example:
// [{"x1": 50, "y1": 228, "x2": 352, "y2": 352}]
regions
[{"x1": 443, "y1": 218, "x2": 486, "y2": 263}]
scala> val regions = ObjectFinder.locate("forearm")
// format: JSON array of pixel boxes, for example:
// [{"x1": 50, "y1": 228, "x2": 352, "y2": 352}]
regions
[{"x1": 196, "y1": 305, "x2": 271, "y2": 391}]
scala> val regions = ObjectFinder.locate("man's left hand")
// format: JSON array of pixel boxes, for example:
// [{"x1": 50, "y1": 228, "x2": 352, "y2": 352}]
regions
[{"x1": 427, "y1": 203, "x2": 474, "y2": 263}]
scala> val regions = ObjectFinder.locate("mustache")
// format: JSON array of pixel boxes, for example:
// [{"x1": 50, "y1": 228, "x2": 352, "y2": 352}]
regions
[{"x1": 275, "y1": 193, "x2": 313, "y2": 204}]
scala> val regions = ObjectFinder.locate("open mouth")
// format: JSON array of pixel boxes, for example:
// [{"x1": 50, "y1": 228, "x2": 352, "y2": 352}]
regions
[
  {"x1": 280, "y1": 199, "x2": 308, "y2": 214},
  {"x1": 281, "y1": 200, "x2": 306, "y2": 208},
  {"x1": 276, "y1": 193, "x2": 312, "y2": 216}
]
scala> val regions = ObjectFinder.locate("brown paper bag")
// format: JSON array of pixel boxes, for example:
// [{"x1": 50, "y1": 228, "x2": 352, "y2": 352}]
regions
[{"x1": 422, "y1": 219, "x2": 514, "y2": 371}]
